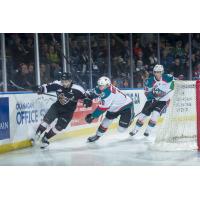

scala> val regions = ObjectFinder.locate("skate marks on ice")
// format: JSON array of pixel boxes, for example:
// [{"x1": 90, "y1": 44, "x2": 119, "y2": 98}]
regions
[
  {"x1": 0, "y1": 132, "x2": 199, "y2": 165},
  {"x1": 0, "y1": 133, "x2": 146, "y2": 166}
]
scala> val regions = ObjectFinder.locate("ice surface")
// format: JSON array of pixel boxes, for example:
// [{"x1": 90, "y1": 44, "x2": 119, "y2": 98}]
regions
[{"x1": 0, "y1": 129, "x2": 200, "y2": 166}]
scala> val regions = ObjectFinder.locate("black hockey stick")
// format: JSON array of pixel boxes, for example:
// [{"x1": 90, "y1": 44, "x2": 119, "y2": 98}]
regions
[
  {"x1": 134, "y1": 89, "x2": 174, "y2": 119},
  {"x1": 9, "y1": 80, "x2": 57, "y2": 98}
]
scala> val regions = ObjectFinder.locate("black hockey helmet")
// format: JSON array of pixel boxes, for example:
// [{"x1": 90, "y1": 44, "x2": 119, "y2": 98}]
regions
[
  {"x1": 61, "y1": 72, "x2": 73, "y2": 88},
  {"x1": 61, "y1": 72, "x2": 73, "y2": 81}
]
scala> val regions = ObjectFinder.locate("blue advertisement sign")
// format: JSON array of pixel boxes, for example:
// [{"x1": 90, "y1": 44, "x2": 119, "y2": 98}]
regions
[{"x1": 0, "y1": 97, "x2": 10, "y2": 140}]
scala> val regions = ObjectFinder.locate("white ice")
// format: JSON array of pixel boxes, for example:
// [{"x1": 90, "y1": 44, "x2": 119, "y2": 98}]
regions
[{"x1": 0, "y1": 129, "x2": 200, "y2": 166}]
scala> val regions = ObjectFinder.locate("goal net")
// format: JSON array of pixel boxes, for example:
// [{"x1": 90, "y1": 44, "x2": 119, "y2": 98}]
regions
[{"x1": 153, "y1": 80, "x2": 200, "y2": 151}]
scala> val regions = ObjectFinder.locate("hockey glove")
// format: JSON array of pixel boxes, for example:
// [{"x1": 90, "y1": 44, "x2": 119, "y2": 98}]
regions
[
  {"x1": 37, "y1": 86, "x2": 45, "y2": 94},
  {"x1": 83, "y1": 98, "x2": 92, "y2": 108},
  {"x1": 150, "y1": 98, "x2": 158, "y2": 105},
  {"x1": 152, "y1": 87, "x2": 166, "y2": 98},
  {"x1": 85, "y1": 114, "x2": 95, "y2": 123}
]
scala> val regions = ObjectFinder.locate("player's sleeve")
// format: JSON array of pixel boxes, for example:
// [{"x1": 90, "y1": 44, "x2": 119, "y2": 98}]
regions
[
  {"x1": 165, "y1": 74, "x2": 175, "y2": 90},
  {"x1": 43, "y1": 80, "x2": 61, "y2": 93},
  {"x1": 91, "y1": 93, "x2": 113, "y2": 118},
  {"x1": 72, "y1": 84, "x2": 86, "y2": 99},
  {"x1": 144, "y1": 79, "x2": 154, "y2": 100},
  {"x1": 85, "y1": 86, "x2": 101, "y2": 100},
  {"x1": 170, "y1": 76, "x2": 175, "y2": 90}
]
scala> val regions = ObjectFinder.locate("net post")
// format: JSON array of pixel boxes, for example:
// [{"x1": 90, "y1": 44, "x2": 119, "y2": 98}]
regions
[{"x1": 196, "y1": 80, "x2": 200, "y2": 151}]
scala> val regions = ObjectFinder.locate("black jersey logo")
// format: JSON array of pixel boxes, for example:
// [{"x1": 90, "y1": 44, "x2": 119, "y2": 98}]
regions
[
  {"x1": 58, "y1": 93, "x2": 76, "y2": 105},
  {"x1": 58, "y1": 93, "x2": 69, "y2": 105}
]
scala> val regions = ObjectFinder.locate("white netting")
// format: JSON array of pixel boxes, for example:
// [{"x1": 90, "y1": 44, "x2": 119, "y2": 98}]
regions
[{"x1": 153, "y1": 81, "x2": 198, "y2": 151}]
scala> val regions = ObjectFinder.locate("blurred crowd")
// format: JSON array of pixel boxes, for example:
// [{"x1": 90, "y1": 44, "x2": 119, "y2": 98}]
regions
[{"x1": 1, "y1": 33, "x2": 200, "y2": 91}]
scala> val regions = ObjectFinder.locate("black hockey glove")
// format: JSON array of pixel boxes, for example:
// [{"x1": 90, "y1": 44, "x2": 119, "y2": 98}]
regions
[
  {"x1": 150, "y1": 98, "x2": 158, "y2": 105},
  {"x1": 83, "y1": 98, "x2": 92, "y2": 108},
  {"x1": 146, "y1": 98, "x2": 157, "y2": 107},
  {"x1": 85, "y1": 114, "x2": 95, "y2": 124},
  {"x1": 37, "y1": 86, "x2": 45, "y2": 94}
]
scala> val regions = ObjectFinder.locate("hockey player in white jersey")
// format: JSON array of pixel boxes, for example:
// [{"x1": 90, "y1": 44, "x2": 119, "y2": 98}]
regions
[
  {"x1": 85, "y1": 76, "x2": 134, "y2": 142},
  {"x1": 129, "y1": 64, "x2": 174, "y2": 137}
]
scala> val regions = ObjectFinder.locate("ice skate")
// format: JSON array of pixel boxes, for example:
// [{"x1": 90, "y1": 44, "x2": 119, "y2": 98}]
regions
[
  {"x1": 144, "y1": 132, "x2": 149, "y2": 137},
  {"x1": 40, "y1": 136, "x2": 50, "y2": 149},
  {"x1": 87, "y1": 134, "x2": 101, "y2": 143},
  {"x1": 129, "y1": 130, "x2": 138, "y2": 137}
]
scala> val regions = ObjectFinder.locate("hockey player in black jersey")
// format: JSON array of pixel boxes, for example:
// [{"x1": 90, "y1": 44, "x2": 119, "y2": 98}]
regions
[{"x1": 33, "y1": 72, "x2": 92, "y2": 148}]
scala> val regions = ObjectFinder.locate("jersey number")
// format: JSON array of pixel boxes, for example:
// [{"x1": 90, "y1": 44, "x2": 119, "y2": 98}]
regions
[{"x1": 111, "y1": 86, "x2": 126, "y2": 98}]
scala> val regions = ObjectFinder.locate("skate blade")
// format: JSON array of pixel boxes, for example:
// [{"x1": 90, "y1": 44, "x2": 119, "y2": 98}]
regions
[
  {"x1": 86, "y1": 139, "x2": 96, "y2": 143},
  {"x1": 40, "y1": 146, "x2": 49, "y2": 150}
]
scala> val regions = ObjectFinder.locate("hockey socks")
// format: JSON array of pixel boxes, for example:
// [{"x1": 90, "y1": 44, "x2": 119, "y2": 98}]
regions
[
  {"x1": 44, "y1": 129, "x2": 56, "y2": 140},
  {"x1": 36, "y1": 124, "x2": 47, "y2": 135},
  {"x1": 129, "y1": 119, "x2": 143, "y2": 136},
  {"x1": 144, "y1": 120, "x2": 156, "y2": 136}
]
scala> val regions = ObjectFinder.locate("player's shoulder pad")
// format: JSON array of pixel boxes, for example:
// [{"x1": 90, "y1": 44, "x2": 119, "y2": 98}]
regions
[
  {"x1": 48, "y1": 80, "x2": 62, "y2": 86},
  {"x1": 45, "y1": 80, "x2": 62, "y2": 87},
  {"x1": 71, "y1": 84, "x2": 85, "y2": 94},
  {"x1": 162, "y1": 74, "x2": 174, "y2": 82},
  {"x1": 145, "y1": 77, "x2": 154, "y2": 87},
  {"x1": 100, "y1": 87, "x2": 112, "y2": 99},
  {"x1": 92, "y1": 86, "x2": 100, "y2": 96}
]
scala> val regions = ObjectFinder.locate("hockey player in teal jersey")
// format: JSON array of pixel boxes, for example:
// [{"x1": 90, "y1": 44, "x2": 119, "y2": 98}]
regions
[{"x1": 129, "y1": 64, "x2": 174, "y2": 137}]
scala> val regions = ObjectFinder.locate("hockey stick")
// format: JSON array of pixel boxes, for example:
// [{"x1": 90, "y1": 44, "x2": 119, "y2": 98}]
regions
[
  {"x1": 9, "y1": 80, "x2": 57, "y2": 98},
  {"x1": 134, "y1": 89, "x2": 174, "y2": 118}
]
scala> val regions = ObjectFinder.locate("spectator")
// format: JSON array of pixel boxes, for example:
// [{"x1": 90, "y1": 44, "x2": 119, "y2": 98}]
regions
[
  {"x1": 144, "y1": 42, "x2": 155, "y2": 58},
  {"x1": 135, "y1": 50, "x2": 147, "y2": 72},
  {"x1": 28, "y1": 63, "x2": 35, "y2": 85},
  {"x1": 121, "y1": 40, "x2": 130, "y2": 62},
  {"x1": 178, "y1": 74, "x2": 185, "y2": 80},
  {"x1": 193, "y1": 63, "x2": 200, "y2": 80},
  {"x1": 79, "y1": 49, "x2": 90, "y2": 76},
  {"x1": 169, "y1": 58, "x2": 185, "y2": 78},
  {"x1": 195, "y1": 50, "x2": 200, "y2": 63},
  {"x1": 80, "y1": 40, "x2": 88, "y2": 52},
  {"x1": 133, "y1": 41, "x2": 142, "y2": 58},
  {"x1": 40, "y1": 43, "x2": 49, "y2": 64},
  {"x1": 47, "y1": 45, "x2": 60, "y2": 64},
  {"x1": 40, "y1": 64, "x2": 51, "y2": 84},
  {"x1": 111, "y1": 79, "x2": 118, "y2": 87},
  {"x1": 140, "y1": 34, "x2": 155, "y2": 48},
  {"x1": 52, "y1": 63, "x2": 62, "y2": 80},
  {"x1": 192, "y1": 34, "x2": 200, "y2": 51},
  {"x1": 133, "y1": 71, "x2": 144, "y2": 88},
  {"x1": 10, "y1": 35, "x2": 28, "y2": 69},
  {"x1": 191, "y1": 53, "x2": 198, "y2": 67},
  {"x1": 160, "y1": 48, "x2": 174, "y2": 72},
  {"x1": 141, "y1": 70, "x2": 149, "y2": 81},
  {"x1": 96, "y1": 39, "x2": 108, "y2": 75},
  {"x1": 111, "y1": 38, "x2": 120, "y2": 58},
  {"x1": 70, "y1": 40, "x2": 80, "y2": 62},
  {"x1": 136, "y1": 60, "x2": 144, "y2": 71},
  {"x1": 172, "y1": 40, "x2": 185, "y2": 60},
  {"x1": 122, "y1": 79, "x2": 130, "y2": 88},
  {"x1": 14, "y1": 63, "x2": 32, "y2": 89},
  {"x1": 147, "y1": 51, "x2": 158, "y2": 67},
  {"x1": 25, "y1": 37, "x2": 34, "y2": 63}
]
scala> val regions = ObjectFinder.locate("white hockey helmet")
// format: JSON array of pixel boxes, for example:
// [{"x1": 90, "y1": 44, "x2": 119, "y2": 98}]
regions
[
  {"x1": 97, "y1": 76, "x2": 111, "y2": 88},
  {"x1": 153, "y1": 64, "x2": 164, "y2": 74}
]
